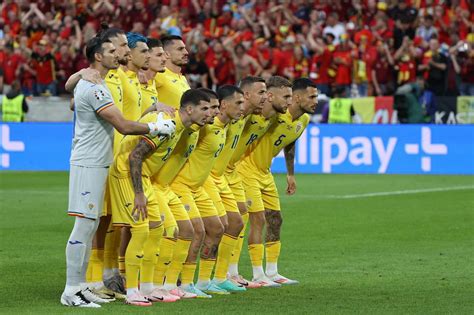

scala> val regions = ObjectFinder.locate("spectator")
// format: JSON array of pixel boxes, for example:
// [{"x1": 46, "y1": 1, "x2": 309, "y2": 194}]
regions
[
  {"x1": 419, "y1": 38, "x2": 448, "y2": 96},
  {"x1": 185, "y1": 41, "x2": 210, "y2": 88},
  {"x1": 206, "y1": 40, "x2": 235, "y2": 88},
  {"x1": 416, "y1": 15, "x2": 438, "y2": 44},
  {"x1": 31, "y1": 39, "x2": 57, "y2": 96},
  {"x1": 332, "y1": 34, "x2": 353, "y2": 97},
  {"x1": 372, "y1": 42, "x2": 396, "y2": 96},
  {"x1": 323, "y1": 12, "x2": 345, "y2": 45},
  {"x1": 1, "y1": 80, "x2": 29, "y2": 122},
  {"x1": 450, "y1": 39, "x2": 474, "y2": 96},
  {"x1": 394, "y1": 36, "x2": 418, "y2": 85},
  {"x1": 229, "y1": 43, "x2": 262, "y2": 83}
]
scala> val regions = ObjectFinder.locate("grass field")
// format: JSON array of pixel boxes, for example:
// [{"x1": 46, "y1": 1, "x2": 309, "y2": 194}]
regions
[{"x1": 0, "y1": 172, "x2": 473, "y2": 314}]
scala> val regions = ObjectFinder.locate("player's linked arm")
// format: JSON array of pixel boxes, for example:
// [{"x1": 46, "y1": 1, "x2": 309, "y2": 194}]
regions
[
  {"x1": 98, "y1": 105, "x2": 151, "y2": 135},
  {"x1": 283, "y1": 141, "x2": 297, "y2": 195},
  {"x1": 65, "y1": 68, "x2": 102, "y2": 92}
]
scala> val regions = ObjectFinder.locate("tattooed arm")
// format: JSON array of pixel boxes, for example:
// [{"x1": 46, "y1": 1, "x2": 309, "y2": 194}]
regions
[
  {"x1": 283, "y1": 141, "x2": 296, "y2": 195},
  {"x1": 129, "y1": 138, "x2": 155, "y2": 221}
]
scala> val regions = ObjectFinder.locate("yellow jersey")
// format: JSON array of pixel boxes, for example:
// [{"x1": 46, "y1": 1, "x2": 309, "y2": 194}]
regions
[
  {"x1": 120, "y1": 69, "x2": 142, "y2": 121},
  {"x1": 226, "y1": 114, "x2": 271, "y2": 171},
  {"x1": 140, "y1": 79, "x2": 158, "y2": 115},
  {"x1": 155, "y1": 68, "x2": 190, "y2": 109},
  {"x1": 212, "y1": 117, "x2": 246, "y2": 177},
  {"x1": 110, "y1": 113, "x2": 186, "y2": 178},
  {"x1": 152, "y1": 124, "x2": 201, "y2": 186},
  {"x1": 105, "y1": 68, "x2": 125, "y2": 155},
  {"x1": 174, "y1": 117, "x2": 227, "y2": 190},
  {"x1": 241, "y1": 111, "x2": 310, "y2": 173}
]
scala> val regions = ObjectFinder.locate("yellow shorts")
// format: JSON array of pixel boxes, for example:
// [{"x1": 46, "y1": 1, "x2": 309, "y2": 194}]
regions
[
  {"x1": 238, "y1": 167, "x2": 280, "y2": 213},
  {"x1": 208, "y1": 173, "x2": 239, "y2": 213},
  {"x1": 202, "y1": 176, "x2": 226, "y2": 217},
  {"x1": 224, "y1": 170, "x2": 246, "y2": 204},
  {"x1": 153, "y1": 182, "x2": 190, "y2": 224},
  {"x1": 170, "y1": 181, "x2": 218, "y2": 219},
  {"x1": 154, "y1": 185, "x2": 176, "y2": 230},
  {"x1": 110, "y1": 175, "x2": 161, "y2": 228}
]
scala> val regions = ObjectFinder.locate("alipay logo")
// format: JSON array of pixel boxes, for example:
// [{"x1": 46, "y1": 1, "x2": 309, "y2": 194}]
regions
[{"x1": 275, "y1": 125, "x2": 452, "y2": 174}]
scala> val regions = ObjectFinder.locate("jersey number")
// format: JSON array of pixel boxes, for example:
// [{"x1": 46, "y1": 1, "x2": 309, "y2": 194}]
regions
[
  {"x1": 184, "y1": 145, "x2": 195, "y2": 158},
  {"x1": 214, "y1": 143, "x2": 224, "y2": 158},
  {"x1": 246, "y1": 133, "x2": 258, "y2": 146},
  {"x1": 231, "y1": 135, "x2": 240, "y2": 149},
  {"x1": 161, "y1": 147, "x2": 172, "y2": 161},
  {"x1": 274, "y1": 134, "x2": 286, "y2": 147},
  {"x1": 117, "y1": 86, "x2": 123, "y2": 103}
]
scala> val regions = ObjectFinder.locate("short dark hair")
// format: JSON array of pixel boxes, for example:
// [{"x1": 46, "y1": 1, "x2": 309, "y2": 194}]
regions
[
  {"x1": 238, "y1": 76, "x2": 265, "y2": 90},
  {"x1": 85, "y1": 36, "x2": 110, "y2": 64},
  {"x1": 180, "y1": 89, "x2": 211, "y2": 108},
  {"x1": 266, "y1": 76, "x2": 292, "y2": 90},
  {"x1": 292, "y1": 78, "x2": 318, "y2": 92},
  {"x1": 147, "y1": 38, "x2": 163, "y2": 49},
  {"x1": 197, "y1": 87, "x2": 218, "y2": 100},
  {"x1": 161, "y1": 35, "x2": 183, "y2": 48},
  {"x1": 97, "y1": 23, "x2": 125, "y2": 41},
  {"x1": 217, "y1": 85, "x2": 244, "y2": 102}
]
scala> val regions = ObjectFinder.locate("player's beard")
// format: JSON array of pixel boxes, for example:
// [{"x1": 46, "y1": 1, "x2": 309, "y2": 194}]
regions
[{"x1": 118, "y1": 57, "x2": 129, "y2": 66}]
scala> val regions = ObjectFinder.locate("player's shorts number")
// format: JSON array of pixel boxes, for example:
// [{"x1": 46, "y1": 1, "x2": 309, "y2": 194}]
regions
[{"x1": 274, "y1": 134, "x2": 286, "y2": 146}]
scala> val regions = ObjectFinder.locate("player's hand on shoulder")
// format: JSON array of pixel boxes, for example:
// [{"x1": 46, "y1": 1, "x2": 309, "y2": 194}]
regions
[
  {"x1": 154, "y1": 102, "x2": 176, "y2": 117},
  {"x1": 148, "y1": 112, "x2": 176, "y2": 137},
  {"x1": 80, "y1": 68, "x2": 102, "y2": 84}
]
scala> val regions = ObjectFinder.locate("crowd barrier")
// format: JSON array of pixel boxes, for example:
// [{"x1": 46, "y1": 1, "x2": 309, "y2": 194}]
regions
[{"x1": 1, "y1": 123, "x2": 473, "y2": 174}]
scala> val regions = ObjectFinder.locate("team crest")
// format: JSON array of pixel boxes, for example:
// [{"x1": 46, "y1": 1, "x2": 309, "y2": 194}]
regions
[
  {"x1": 161, "y1": 214, "x2": 165, "y2": 221},
  {"x1": 246, "y1": 199, "x2": 252, "y2": 207},
  {"x1": 88, "y1": 203, "x2": 95, "y2": 210},
  {"x1": 295, "y1": 122, "x2": 303, "y2": 133},
  {"x1": 184, "y1": 204, "x2": 190, "y2": 211},
  {"x1": 94, "y1": 90, "x2": 105, "y2": 101}
]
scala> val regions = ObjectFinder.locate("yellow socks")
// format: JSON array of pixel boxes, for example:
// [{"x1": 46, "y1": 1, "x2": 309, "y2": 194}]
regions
[
  {"x1": 229, "y1": 212, "x2": 248, "y2": 275},
  {"x1": 181, "y1": 262, "x2": 197, "y2": 285},
  {"x1": 87, "y1": 249, "x2": 104, "y2": 284},
  {"x1": 248, "y1": 243, "x2": 265, "y2": 278},
  {"x1": 214, "y1": 234, "x2": 238, "y2": 282},
  {"x1": 141, "y1": 224, "x2": 164, "y2": 291},
  {"x1": 104, "y1": 226, "x2": 120, "y2": 271},
  {"x1": 125, "y1": 226, "x2": 149, "y2": 290},
  {"x1": 153, "y1": 237, "x2": 176, "y2": 286},
  {"x1": 164, "y1": 238, "x2": 191, "y2": 286},
  {"x1": 265, "y1": 241, "x2": 281, "y2": 276},
  {"x1": 197, "y1": 258, "x2": 216, "y2": 283}
]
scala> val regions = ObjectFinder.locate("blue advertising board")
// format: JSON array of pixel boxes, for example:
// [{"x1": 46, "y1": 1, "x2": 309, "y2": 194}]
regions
[{"x1": 1, "y1": 123, "x2": 474, "y2": 174}]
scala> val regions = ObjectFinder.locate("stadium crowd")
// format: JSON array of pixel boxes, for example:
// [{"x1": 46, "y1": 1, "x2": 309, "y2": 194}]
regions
[{"x1": 0, "y1": 0, "x2": 473, "y2": 98}]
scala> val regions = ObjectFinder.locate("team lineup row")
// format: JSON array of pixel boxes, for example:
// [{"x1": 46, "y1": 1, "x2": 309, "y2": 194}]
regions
[{"x1": 61, "y1": 25, "x2": 319, "y2": 308}]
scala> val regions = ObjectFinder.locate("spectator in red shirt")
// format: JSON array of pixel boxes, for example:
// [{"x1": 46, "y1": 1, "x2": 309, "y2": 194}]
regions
[
  {"x1": 31, "y1": 39, "x2": 57, "y2": 96},
  {"x1": 394, "y1": 36, "x2": 419, "y2": 85},
  {"x1": 206, "y1": 40, "x2": 235, "y2": 88},
  {"x1": 287, "y1": 45, "x2": 310, "y2": 80},
  {"x1": 332, "y1": 34, "x2": 353, "y2": 97},
  {"x1": 372, "y1": 42, "x2": 396, "y2": 96}
]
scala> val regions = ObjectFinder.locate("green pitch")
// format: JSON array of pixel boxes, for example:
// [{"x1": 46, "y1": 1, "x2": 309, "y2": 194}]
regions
[{"x1": 1, "y1": 172, "x2": 473, "y2": 314}]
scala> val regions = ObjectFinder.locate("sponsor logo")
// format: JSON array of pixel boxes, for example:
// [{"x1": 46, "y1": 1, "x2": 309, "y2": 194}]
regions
[{"x1": 0, "y1": 125, "x2": 25, "y2": 168}]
